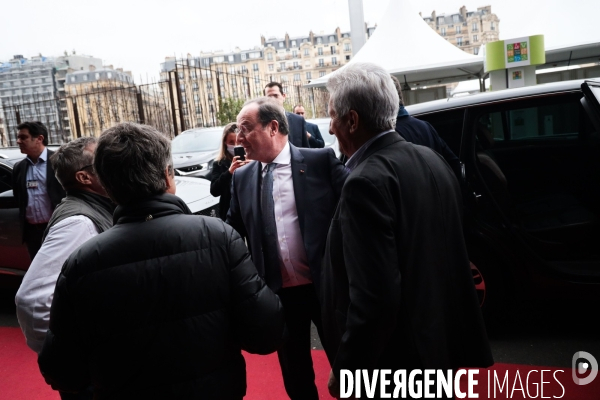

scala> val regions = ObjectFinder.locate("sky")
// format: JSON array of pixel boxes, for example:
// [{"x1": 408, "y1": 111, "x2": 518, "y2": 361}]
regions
[{"x1": 1, "y1": 0, "x2": 598, "y2": 83}]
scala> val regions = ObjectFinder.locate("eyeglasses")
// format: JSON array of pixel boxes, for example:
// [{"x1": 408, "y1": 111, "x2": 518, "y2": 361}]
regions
[
  {"x1": 78, "y1": 164, "x2": 94, "y2": 172},
  {"x1": 234, "y1": 125, "x2": 250, "y2": 135}
]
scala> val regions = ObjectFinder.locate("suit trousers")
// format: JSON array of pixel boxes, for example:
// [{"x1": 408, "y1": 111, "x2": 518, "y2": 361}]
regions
[
  {"x1": 276, "y1": 284, "x2": 323, "y2": 400},
  {"x1": 23, "y1": 222, "x2": 48, "y2": 261}
]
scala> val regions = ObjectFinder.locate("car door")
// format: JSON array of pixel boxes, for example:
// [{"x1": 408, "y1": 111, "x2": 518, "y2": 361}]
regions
[
  {"x1": 461, "y1": 90, "x2": 600, "y2": 287},
  {"x1": 0, "y1": 162, "x2": 30, "y2": 276}
]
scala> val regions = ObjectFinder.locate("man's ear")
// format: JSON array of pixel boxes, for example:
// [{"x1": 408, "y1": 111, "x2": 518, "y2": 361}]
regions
[
  {"x1": 74, "y1": 170, "x2": 92, "y2": 186},
  {"x1": 270, "y1": 120, "x2": 280, "y2": 135},
  {"x1": 348, "y1": 110, "x2": 360, "y2": 133}
]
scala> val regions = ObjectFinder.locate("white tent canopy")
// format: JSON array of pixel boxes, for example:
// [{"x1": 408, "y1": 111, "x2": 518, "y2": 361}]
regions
[{"x1": 305, "y1": 0, "x2": 485, "y2": 88}]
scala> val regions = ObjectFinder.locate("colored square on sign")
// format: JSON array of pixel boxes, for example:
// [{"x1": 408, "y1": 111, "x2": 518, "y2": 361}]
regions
[
  {"x1": 522, "y1": 48, "x2": 528, "y2": 55},
  {"x1": 507, "y1": 50, "x2": 514, "y2": 57},
  {"x1": 514, "y1": 43, "x2": 521, "y2": 50},
  {"x1": 507, "y1": 44, "x2": 514, "y2": 51},
  {"x1": 522, "y1": 54, "x2": 528, "y2": 61},
  {"x1": 514, "y1": 55, "x2": 521, "y2": 62},
  {"x1": 508, "y1": 56, "x2": 514, "y2": 62},
  {"x1": 521, "y1": 42, "x2": 527, "y2": 48}
]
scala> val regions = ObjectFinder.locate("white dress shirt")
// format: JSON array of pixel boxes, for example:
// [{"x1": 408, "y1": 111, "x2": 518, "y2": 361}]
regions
[
  {"x1": 261, "y1": 142, "x2": 312, "y2": 288},
  {"x1": 25, "y1": 147, "x2": 52, "y2": 224},
  {"x1": 15, "y1": 215, "x2": 99, "y2": 353}
]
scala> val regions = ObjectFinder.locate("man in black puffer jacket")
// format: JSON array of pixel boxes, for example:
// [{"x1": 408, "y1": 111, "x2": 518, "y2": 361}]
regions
[{"x1": 38, "y1": 123, "x2": 285, "y2": 400}]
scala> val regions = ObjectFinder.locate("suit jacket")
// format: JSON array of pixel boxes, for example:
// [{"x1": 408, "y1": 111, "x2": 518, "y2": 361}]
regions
[
  {"x1": 395, "y1": 111, "x2": 461, "y2": 178},
  {"x1": 306, "y1": 121, "x2": 324, "y2": 148},
  {"x1": 321, "y1": 132, "x2": 493, "y2": 379},
  {"x1": 12, "y1": 149, "x2": 66, "y2": 237},
  {"x1": 286, "y1": 112, "x2": 309, "y2": 148},
  {"x1": 226, "y1": 144, "x2": 347, "y2": 293}
]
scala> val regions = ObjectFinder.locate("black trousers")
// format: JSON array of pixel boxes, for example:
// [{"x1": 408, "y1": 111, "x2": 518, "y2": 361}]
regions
[
  {"x1": 276, "y1": 284, "x2": 323, "y2": 400},
  {"x1": 23, "y1": 221, "x2": 47, "y2": 261}
]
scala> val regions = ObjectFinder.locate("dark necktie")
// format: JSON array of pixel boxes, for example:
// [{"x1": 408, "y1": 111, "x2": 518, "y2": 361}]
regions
[{"x1": 261, "y1": 163, "x2": 282, "y2": 292}]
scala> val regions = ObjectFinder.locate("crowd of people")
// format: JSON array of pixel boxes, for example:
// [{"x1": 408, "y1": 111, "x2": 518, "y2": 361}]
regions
[{"x1": 13, "y1": 62, "x2": 492, "y2": 400}]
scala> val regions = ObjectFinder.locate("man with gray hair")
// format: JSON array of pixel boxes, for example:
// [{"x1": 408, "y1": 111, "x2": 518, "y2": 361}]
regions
[
  {"x1": 321, "y1": 62, "x2": 493, "y2": 398},
  {"x1": 227, "y1": 97, "x2": 347, "y2": 399},
  {"x1": 16, "y1": 136, "x2": 112, "y2": 400},
  {"x1": 38, "y1": 123, "x2": 285, "y2": 399}
]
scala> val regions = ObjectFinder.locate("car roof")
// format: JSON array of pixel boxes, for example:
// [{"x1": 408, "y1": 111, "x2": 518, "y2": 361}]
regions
[
  {"x1": 406, "y1": 78, "x2": 599, "y2": 116},
  {"x1": 179, "y1": 127, "x2": 223, "y2": 135}
]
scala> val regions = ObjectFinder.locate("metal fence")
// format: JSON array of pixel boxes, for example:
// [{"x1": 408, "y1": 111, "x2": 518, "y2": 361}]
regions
[{"x1": 1, "y1": 62, "x2": 330, "y2": 147}]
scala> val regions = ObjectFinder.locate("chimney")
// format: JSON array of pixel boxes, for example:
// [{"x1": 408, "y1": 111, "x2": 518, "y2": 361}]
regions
[{"x1": 89, "y1": 64, "x2": 96, "y2": 71}]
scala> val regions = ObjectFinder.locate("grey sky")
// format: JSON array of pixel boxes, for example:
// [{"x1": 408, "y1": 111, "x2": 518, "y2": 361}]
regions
[{"x1": 1, "y1": 0, "x2": 598, "y2": 82}]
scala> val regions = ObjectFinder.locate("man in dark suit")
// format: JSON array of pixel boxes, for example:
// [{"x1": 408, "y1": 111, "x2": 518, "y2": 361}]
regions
[
  {"x1": 264, "y1": 82, "x2": 309, "y2": 148},
  {"x1": 227, "y1": 97, "x2": 347, "y2": 399},
  {"x1": 390, "y1": 75, "x2": 461, "y2": 179},
  {"x1": 322, "y1": 63, "x2": 493, "y2": 399},
  {"x1": 12, "y1": 121, "x2": 65, "y2": 260},
  {"x1": 294, "y1": 104, "x2": 324, "y2": 148}
]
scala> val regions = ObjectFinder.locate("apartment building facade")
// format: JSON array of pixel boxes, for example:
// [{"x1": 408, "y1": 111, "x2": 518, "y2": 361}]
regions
[{"x1": 423, "y1": 5, "x2": 500, "y2": 55}]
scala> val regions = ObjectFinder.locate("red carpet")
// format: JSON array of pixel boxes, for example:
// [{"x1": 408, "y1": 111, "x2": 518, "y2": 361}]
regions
[{"x1": 1, "y1": 327, "x2": 598, "y2": 399}]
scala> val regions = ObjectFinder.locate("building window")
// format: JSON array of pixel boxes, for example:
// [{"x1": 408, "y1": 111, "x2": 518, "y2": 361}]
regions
[
  {"x1": 306, "y1": 71, "x2": 312, "y2": 79},
  {"x1": 317, "y1": 37, "x2": 322, "y2": 44},
  {"x1": 294, "y1": 73, "x2": 300, "y2": 81},
  {"x1": 344, "y1": 43, "x2": 351, "y2": 52},
  {"x1": 453, "y1": 15, "x2": 459, "y2": 22},
  {"x1": 180, "y1": 84, "x2": 185, "y2": 91},
  {"x1": 472, "y1": 22, "x2": 478, "y2": 31},
  {"x1": 304, "y1": 49, "x2": 309, "y2": 56},
  {"x1": 253, "y1": 63, "x2": 259, "y2": 71},
  {"x1": 280, "y1": 62, "x2": 286, "y2": 70},
  {"x1": 474, "y1": 47, "x2": 479, "y2": 55},
  {"x1": 293, "y1": 61, "x2": 299, "y2": 69},
  {"x1": 330, "y1": 46, "x2": 336, "y2": 54},
  {"x1": 318, "y1": 47, "x2": 323, "y2": 56},
  {"x1": 70, "y1": 76, "x2": 76, "y2": 82},
  {"x1": 292, "y1": 50, "x2": 298, "y2": 58},
  {"x1": 491, "y1": 22, "x2": 495, "y2": 31},
  {"x1": 279, "y1": 42, "x2": 285, "y2": 48},
  {"x1": 207, "y1": 82, "x2": 212, "y2": 89},
  {"x1": 254, "y1": 76, "x2": 260, "y2": 83},
  {"x1": 291, "y1": 40, "x2": 297, "y2": 47},
  {"x1": 268, "y1": 64, "x2": 274, "y2": 71},
  {"x1": 457, "y1": 37, "x2": 463, "y2": 46},
  {"x1": 319, "y1": 71, "x2": 326, "y2": 77},
  {"x1": 456, "y1": 26, "x2": 461, "y2": 34},
  {"x1": 318, "y1": 59, "x2": 324, "y2": 67},
  {"x1": 332, "y1": 57, "x2": 337, "y2": 65},
  {"x1": 329, "y1": 35, "x2": 335, "y2": 42},
  {"x1": 228, "y1": 55, "x2": 234, "y2": 62},
  {"x1": 441, "y1": 27, "x2": 446, "y2": 36},
  {"x1": 473, "y1": 34, "x2": 478, "y2": 42},
  {"x1": 281, "y1": 75, "x2": 288, "y2": 81},
  {"x1": 267, "y1": 52, "x2": 273, "y2": 61},
  {"x1": 82, "y1": 74, "x2": 88, "y2": 81},
  {"x1": 193, "y1": 82, "x2": 198, "y2": 91},
  {"x1": 95, "y1": 73, "x2": 100, "y2": 80}
]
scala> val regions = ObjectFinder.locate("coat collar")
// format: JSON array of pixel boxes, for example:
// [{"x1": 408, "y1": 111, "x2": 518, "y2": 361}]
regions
[{"x1": 353, "y1": 131, "x2": 405, "y2": 168}]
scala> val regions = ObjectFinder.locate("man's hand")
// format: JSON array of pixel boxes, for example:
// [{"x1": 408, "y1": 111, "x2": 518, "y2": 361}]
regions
[{"x1": 306, "y1": 131, "x2": 312, "y2": 138}]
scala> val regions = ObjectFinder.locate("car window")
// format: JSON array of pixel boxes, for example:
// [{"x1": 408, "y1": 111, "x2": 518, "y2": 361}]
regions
[
  {"x1": 172, "y1": 129, "x2": 222, "y2": 154},
  {"x1": 477, "y1": 100, "x2": 581, "y2": 142},
  {"x1": 415, "y1": 108, "x2": 465, "y2": 156}
]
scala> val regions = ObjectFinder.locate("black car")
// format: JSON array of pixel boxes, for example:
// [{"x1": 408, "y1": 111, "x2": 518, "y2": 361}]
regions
[{"x1": 405, "y1": 79, "x2": 600, "y2": 319}]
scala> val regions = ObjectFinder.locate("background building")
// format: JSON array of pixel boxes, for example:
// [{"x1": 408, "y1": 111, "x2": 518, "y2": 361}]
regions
[
  {"x1": 0, "y1": 53, "x2": 103, "y2": 146},
  {"x1": 422, "y1": 5, "x2": 500, "y2": 55}
]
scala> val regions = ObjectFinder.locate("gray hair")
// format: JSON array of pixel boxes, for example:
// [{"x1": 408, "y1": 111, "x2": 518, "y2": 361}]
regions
[
  {"x1": 50, "y1": 137, "x2": 97, "y2": 190},
  {"x1": 326, "y1": 62, "x2": 399, "y2": 132},
  {"x1": 243, "y1": 97, "x2": 289, "y2": 135},
  {"x1": 94, "y1": 122, "x2": 173, "y2": 205}
]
